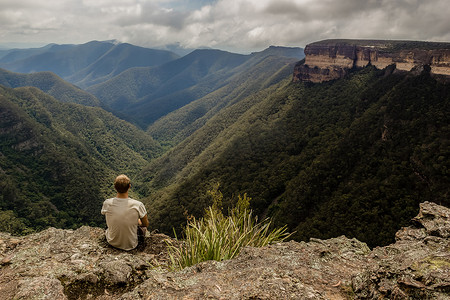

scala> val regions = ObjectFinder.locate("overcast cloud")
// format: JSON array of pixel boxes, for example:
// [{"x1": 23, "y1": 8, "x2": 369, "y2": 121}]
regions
[{"x1": 0, "y1": 0, "x2": 449, "y2": 52}]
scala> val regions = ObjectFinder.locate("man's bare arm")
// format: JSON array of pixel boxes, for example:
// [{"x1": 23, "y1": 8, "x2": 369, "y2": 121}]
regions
[{"x1": 139, "y1": 215, "x2": 149, "y2": 227}]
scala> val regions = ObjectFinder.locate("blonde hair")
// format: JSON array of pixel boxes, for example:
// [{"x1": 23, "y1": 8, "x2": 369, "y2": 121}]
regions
[{"x1": 114, "y1": 174, "x2": 131, "y2": 193}]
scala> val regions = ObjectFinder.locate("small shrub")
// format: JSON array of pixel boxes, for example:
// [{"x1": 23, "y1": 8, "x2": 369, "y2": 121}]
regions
[{"x1": 167, "y1": 187, "x2": 290, "y2": 270}]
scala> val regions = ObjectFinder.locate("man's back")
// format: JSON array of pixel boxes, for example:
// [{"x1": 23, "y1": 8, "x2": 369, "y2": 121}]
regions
[{"x1": 101, "y1": 197, "x2": 147, "y2": 250}]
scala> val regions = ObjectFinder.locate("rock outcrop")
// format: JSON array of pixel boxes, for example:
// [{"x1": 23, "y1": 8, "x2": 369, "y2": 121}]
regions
[
  {"x1": 293, "y1": 39, "x2": 450, "y2": 83},
  {"x1": 352, "y1": 201, "x2": 450, "y2": 299},
  {"x1": 0, "y1": 201, "x2": 449, "y2": 299}
]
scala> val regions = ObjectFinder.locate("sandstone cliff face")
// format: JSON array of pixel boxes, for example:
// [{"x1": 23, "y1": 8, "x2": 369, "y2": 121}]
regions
[
  {"x1": 293, "y1": 39, "x2": 450, "y2": 83},
  {"x1": 0, "y1": 201, "x2": 449, "y2": 299}
]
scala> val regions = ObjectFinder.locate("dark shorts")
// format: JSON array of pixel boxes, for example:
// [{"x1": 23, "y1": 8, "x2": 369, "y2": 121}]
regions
[{"x1": 137, "y1": 226, "x2": 146, "y2": 245}]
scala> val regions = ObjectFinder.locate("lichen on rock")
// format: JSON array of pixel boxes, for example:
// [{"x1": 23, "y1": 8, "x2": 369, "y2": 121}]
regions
[
  {"x1": 0, "y1": 201, "x2": 449, "y2": 299},
  {"x1": 352, "y1": 201, "x2": 450, "y2": 299},
  {"x1": 0, "y1": 226, "x2": 174, "y2": 299}
]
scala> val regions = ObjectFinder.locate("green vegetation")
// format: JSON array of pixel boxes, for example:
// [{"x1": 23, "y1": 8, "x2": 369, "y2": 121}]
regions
[
  {"x1": 0, "y1": 210, "x2": 32, "y2": 235},
  {"x1": 0, "y1": 85, "x2": 162, "y2": 234},
  {"x1": 167, "y1": 185, "x2": 290, "y2": 270},
  {"x1": 88, "y1": 47, "x2": 303, "y2": 128},
  {"x1": 0, "y1": 68, "x2": 101, "y2": 106},
  {"x1": 147, "y1": 55, "x2": 298, "y2": 147},
  {"x1": 142, "y1": 65, "x2": 449, "y2": 248},
  {"x1": 87, "y1": 49, "x2": 250, "y2": 127},
  {"x1": 0, "y1": 44, "x2": 447, "y2": 251},
  {"x1": 0, "y1": 46, "x2": 302, "y2": 237}
]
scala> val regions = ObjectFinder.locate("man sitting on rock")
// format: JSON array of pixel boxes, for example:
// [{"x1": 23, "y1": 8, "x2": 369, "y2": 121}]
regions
[{"x1": 101, "y1": 174, "x2": 149, "y2": 250}]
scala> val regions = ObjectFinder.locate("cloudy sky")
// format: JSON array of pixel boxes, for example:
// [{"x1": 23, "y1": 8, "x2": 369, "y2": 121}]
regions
[{"x1": 1, "y1": 0, "x2": 449, "y2": 52}]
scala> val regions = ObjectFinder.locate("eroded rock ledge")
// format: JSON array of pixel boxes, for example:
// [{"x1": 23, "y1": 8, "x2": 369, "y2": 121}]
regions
[
  {"x1": 0, "y1": 201, "x2": 449, "y2": 299},
  {"x1": 293, "y1": 39, "x2": 450, "y2": 83}
]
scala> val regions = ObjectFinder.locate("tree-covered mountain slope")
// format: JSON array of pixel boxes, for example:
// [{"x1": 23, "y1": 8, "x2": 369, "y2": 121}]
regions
[
  {"x1": 0, "y1": 41, "x2": 179, "y2": 88},
  {"x1": 0, "y1": 85, "x2": 162, "y2": 234},
  {"x1": 87, "y1": 49, "x2": 250, "y2": 125},
  {"x1": 142, "y1": 55, "x2": 299, "y2": 189},
  {"x1": 147, "y1": 55, "x2": 300, "y2": 147},
  {"x1": 88, "y1": 47, "x2": 304, "y2": 128},
  {"x1": 139, "y1": 65, "x2": 449, "y2": 247},
  {"x1": 0, "y1": 68, "x2": 101, "y2": 106}
]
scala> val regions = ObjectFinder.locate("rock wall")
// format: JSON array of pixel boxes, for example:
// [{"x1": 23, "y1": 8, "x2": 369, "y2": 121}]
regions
[{"x1": 293, "y1": 39, "x2": 450, "y2": 83}]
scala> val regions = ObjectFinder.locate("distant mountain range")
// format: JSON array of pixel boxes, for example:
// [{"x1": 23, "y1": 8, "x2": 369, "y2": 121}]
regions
[
  {"x1": 0, "y1": 41, "x2": 304, "y2": 128},
  {"x1": 0, "y1": 41, "x2": 180, "y2": 88},
  {"x1": 88, "y1": 46, "x2": 304, "y2": 128}
]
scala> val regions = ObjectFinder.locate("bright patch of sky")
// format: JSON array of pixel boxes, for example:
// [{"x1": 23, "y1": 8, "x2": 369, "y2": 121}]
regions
[{"x1": 172, "y1": 0, "x2": 217, "y2": 10}]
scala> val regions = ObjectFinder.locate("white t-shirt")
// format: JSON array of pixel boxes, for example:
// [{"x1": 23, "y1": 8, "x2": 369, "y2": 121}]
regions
[{"x1": 101, "y1": 197, "x2": 147, "y2": 251}]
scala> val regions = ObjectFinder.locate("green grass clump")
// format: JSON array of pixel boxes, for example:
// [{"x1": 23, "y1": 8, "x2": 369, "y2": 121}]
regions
[{"x1": 167, "y1": 187, "x2": 290, "y2": 270}]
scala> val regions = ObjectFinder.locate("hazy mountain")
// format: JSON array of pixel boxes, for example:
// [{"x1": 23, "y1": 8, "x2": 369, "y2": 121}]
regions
[
  {"x1": 88, "y1": 46, "x2": 304, "y2": 127},
  {"x1": 0, "y1": 85, "x2": 162, "y2": 233},
  {"x1": 88, "y1": 49, "x2": 248, "y2": 110},
  {"x1": 250, "y1": 45, "x2": 308, "y2": 59},
  {"x1": 156, "y1": 42, "x2": 196, "y2": 57},
  {"x1": 0, "y1": 41, "x2": 113, "y2": 77},
  {"x1": 0, "y1": 42, "x2": 303, "y2": 128},
  {"x1": 147, "y1": 54, "x2": 299, "y2": 146},
  {"x1": 66, "y1": 43, "x2": 180, "y2": 88},
  {"x1": 0, "y1": 68, "x2": 101, "y2": 106},
  {"x1": 139, "y1": 65, "x2": 449, "y2": 247},
  {"x1": 0, "y1": 43, "x2": 60, "y2": 61},
  {"x1": 0, "y1": 41, "x2": 179, "y2": 88}
]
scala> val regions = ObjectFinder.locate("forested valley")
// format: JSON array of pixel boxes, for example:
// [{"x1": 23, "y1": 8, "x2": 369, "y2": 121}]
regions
[
  {"x1": 141, "y1": 66, "x2": 449, "y2": 247},
  {"x1": 0, "y1": 85, "x2": 161, "y2": 233},
  {"x1": 0, "y1": 41, "x2": 448, "y2": 248}
]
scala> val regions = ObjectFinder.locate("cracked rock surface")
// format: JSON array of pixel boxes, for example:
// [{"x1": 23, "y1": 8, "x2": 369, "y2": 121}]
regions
[{"x1": 0, "y1": 201, "x2": 448, "y2": 299}]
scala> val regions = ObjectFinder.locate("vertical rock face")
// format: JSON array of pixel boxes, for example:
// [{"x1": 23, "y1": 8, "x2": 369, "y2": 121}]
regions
[{"x1": 293, "y1": 39, "x2": 450, "y2": 83}]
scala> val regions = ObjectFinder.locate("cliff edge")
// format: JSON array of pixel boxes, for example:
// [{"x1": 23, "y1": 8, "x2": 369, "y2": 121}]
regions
[
  {"x1": 0, "y1": 201, "x2": 449, "y2": 299},
  {"x1": 293, "y1": 39, "x2": 450, "y2": 83}
]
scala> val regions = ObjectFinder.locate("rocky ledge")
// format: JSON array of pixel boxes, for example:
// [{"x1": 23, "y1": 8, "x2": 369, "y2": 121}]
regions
[
  {"x1": 0, "y1": 201, "x2": 449, "y2": 299},
  {"x1": 293, "y1": 39, "x2": 450, "y2": 83}
]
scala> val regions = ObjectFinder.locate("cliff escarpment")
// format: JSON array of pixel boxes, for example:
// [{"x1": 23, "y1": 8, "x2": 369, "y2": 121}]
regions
[
  {"x1": 0, "y1": 202, "x2": 449, "y2": 299},
  {"x1": 293, "y1": 39, "x2": 450, "y2": 83}
]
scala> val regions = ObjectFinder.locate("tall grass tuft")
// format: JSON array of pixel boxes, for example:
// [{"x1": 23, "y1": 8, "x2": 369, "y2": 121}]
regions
[{"x1": 167, "y1": 185, "x2": 291, "y2": 270}]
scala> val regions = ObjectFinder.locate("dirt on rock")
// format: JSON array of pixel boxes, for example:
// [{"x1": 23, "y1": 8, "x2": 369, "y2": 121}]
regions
[{"x1": 0, "y1": 201, "x2": 448, "y2": 299}]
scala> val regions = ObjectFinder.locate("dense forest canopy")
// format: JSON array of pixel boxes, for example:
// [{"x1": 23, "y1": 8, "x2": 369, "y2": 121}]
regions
[
  {"x1": 0, "y1": 86, "x2": 161, "y2": 234},
  {"x1": 140, "y1": 66, "x2": 449, "y2": 247}
]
